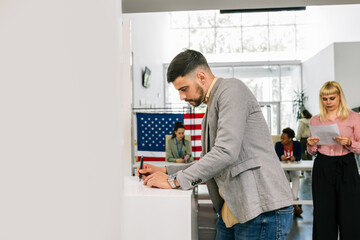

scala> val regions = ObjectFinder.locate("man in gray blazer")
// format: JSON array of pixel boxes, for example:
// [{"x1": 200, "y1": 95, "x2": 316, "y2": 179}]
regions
[{"x1": 138, "y1": 49, "x2": 293, "y2": 239}]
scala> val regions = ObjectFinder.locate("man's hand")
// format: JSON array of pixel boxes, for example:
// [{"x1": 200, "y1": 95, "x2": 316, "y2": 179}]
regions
[
  {"x1": 307, "y1": 137, "x2": 320, "y2": 146},
  {"x1": 143, "y1": 172, "x2": 172, "y2": 189},
  {"x1": 289, "y1": 156, "x2": 296, "y2": 162},
  {"x1": 137, "y1": 163, "x2": 166, "y2": 181},
  {"x1": 281, "y1": 155, "x2": 287, "y2": 161}
]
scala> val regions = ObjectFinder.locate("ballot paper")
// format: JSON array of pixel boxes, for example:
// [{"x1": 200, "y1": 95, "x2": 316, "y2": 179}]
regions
[{"x1": 309, "y1": 124, "x2": 340, "y2": 145}]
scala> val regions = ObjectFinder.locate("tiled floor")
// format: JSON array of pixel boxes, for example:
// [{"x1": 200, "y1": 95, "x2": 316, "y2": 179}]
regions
[{"x1": 197, "y1": 171, "x2": 314, "y2": 240}]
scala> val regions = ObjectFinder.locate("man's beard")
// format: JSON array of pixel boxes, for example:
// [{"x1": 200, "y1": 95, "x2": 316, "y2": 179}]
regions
[{"x1": 186, "y1": 84, "x2": 204, "y2": 107}]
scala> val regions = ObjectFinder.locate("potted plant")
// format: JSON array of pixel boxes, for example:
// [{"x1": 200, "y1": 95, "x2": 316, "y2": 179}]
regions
[{"x1": 293, "y1": 90, "x2": 308, "y2": 120}]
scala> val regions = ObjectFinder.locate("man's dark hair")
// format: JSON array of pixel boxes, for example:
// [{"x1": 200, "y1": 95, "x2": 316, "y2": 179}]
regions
[
  {"x1": 167, "y1": 49, "x2": 210, "y2": 83},
  {"x1": 282, "y1": 127, "x2": 295, "y2": 139}
]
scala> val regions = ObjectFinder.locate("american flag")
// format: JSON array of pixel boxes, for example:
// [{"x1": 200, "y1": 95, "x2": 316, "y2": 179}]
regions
[{"x1": 135, "y1": 113, "x2": 204, "y2": 162}]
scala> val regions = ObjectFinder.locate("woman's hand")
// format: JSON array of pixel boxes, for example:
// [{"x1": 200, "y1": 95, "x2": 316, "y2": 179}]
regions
[
  {"x1": 307, "y1": 137, "x2": 320, "y2": 146},
  {"x1": 289, "y1": 156, "x2": 296, "y2": 162},
  {"x1": 281, "y1": 155, "x2": 287, "y2": 161},
  {"x1": 137, "y1": 163, "x2": 166, "y2": 180},
  {"x1": 175, "y1": 158, "x2": 185, "y2": 163},
  {"x1": 334, "y1": 136, "x2": 352, "y2": 146}
]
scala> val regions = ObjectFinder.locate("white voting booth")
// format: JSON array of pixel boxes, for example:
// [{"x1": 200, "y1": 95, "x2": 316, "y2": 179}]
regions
[{"x1": 123, "y1": 176, "x2": 198, "y2": 240}]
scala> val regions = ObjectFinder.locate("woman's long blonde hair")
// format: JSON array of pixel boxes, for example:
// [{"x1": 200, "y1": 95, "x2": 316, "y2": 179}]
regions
[{"x1": 319, "y1": 81, "x2": 350, "y2": 122}]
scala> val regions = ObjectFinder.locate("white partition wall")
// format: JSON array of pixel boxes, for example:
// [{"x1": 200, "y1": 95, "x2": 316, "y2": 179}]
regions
[
  {"x1": 334, "y1": 42, "x2": 360, "y2": 108},
  {"x1": 302, "y1": 44, "x2": 335, "y2": 115},
  {"x1": 0, "y1": 1, "x2": 126, "y2": 239},
  {"x1": 303, "y1": 42, "x2": 360, "y2": 115}
]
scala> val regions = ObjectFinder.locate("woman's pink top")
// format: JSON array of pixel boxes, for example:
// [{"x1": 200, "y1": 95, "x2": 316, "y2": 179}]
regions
[{"x1": 307, "y1": 111, "x2": 360, "y2": 156}]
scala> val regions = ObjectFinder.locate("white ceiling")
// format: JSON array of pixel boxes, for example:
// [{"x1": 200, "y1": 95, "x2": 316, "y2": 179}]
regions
[{"x1": 122, "y1": 0, "x2": 360, "y2": 13}]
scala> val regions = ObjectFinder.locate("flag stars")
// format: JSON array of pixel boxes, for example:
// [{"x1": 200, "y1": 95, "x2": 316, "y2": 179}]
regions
[{"x1": 137, "y1": 113, "x2": 187, "y2": 153}]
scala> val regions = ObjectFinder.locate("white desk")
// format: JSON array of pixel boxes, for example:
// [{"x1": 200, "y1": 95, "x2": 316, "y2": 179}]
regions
[
  {"x1": 280, "y1": 160, "x2": 314, "y2": 171},
  {"x1": 281, "y1": 160, "x2": 314, "y2": 205},
  {"x1": 123, "y1": 176, "x2": 198, "y2": 240}
]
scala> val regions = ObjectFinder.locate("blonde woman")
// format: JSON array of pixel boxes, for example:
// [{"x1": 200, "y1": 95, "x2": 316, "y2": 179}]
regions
[{"x1": 307, "y1": 81, "x2": 360, "y2": 239}]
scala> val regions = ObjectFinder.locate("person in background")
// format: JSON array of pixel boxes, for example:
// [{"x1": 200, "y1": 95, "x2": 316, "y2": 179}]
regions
[
  {"x1": 166, "y1": 121, "x2": 192, "y2": 163},
  {"x1": 138, "y1": 49, "x2": 293, "y2": 240},
  {"x1": 275, "y1": 127, "x2": 303, "y2": 217},
  {"x1": 307, "y1": 81, "x2": 360, "y2": 240},
  {"x1": 296, "y1": 109, "x2": 313, "y2": 160}
]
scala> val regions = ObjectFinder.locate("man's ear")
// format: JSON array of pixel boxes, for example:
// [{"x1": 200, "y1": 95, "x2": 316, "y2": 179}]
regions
[{"x1": 197, "y1": 71, "x2": 206, "y2": 85}]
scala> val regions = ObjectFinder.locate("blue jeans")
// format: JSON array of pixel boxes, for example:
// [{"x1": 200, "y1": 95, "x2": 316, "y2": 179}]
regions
[{"x1": 215, "y1": 206, "x2": 293, "y2": 240}]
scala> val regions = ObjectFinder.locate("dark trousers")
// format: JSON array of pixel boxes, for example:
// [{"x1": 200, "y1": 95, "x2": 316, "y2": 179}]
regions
[{"x1": 312, "y1": 152, "x2": 360, "y2": 240}]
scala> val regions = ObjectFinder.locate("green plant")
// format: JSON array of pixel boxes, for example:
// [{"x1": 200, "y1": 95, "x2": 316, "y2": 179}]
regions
[{"x1": 293, "y1": 90, "x2": 308, "y2": 120}]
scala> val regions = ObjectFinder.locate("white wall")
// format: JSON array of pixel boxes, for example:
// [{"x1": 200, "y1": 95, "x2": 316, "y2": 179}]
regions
[
  {"x1": 334, "y1": 42, "x2": 360, "y2": 108},
  {"x1": 302, "y1": 44, "x2": 335, "y2": 115},
  {"x1": 125, "y1": 5, "x2": 360, "y2": 111},
  {"x1": 0, "y1": 1, "x2": 126, "y2": 239},
  {"x1": 125, "y1": 13, "x2": 171, "y2": 109},
  {"x1": 122, "y1": 19, "x2": 133, "y2": 176},
  {"x1": 305, "y1": 4, "x2": 360, "y2": 60},
  {"x1": 303, "y1": 42, "x2": 360, "y2": 115}
]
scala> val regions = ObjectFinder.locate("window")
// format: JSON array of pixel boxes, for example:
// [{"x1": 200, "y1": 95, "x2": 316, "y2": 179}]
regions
[{"x1": 169, "y1": 10, "x2": 308, "y2": 57}]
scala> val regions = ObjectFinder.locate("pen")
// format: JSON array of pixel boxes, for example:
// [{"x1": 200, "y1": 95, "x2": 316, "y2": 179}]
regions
[{"x1": 139, "y1": 156, "x2": 144, "y2": 181}]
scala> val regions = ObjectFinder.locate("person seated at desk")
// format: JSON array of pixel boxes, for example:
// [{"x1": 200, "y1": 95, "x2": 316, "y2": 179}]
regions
[
  {"x1": 275, "y1": 127, "x2": 303, "y2": 217},
  {"x1": 166, "y1": 121, "x2": 192, "y2": 163}
]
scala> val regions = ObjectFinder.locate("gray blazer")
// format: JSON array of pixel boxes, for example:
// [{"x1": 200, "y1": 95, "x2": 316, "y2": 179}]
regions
[{"x1": 167, "y1": 78, "x2": 292, "y2": 223}]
